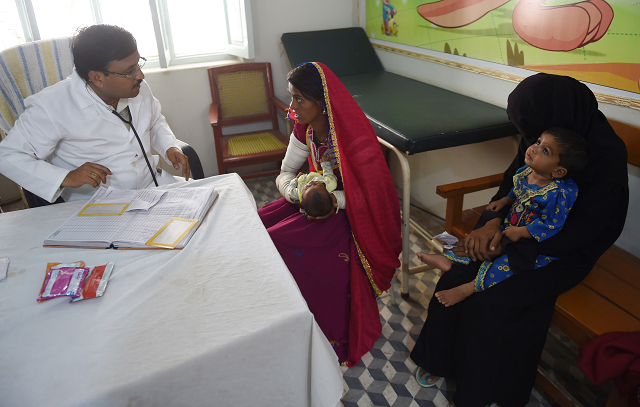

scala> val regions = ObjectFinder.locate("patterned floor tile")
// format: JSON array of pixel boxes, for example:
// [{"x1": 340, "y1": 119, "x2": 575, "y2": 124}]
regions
[
  {"x1": 344, "y1": 389, "x2": 367, "y2": 403},
  {"x1": 392, "y1": 396, "x2": 418, "y2": 407},
  {"x1": 368, "y1": 391, "x2": 391, "y2": 407},
  {"x1": 357, "y1": 393, "x2": 375, "y2": 407},
  {"x1": 244, "y1": 175, "x2": 605, "y2": 407}
]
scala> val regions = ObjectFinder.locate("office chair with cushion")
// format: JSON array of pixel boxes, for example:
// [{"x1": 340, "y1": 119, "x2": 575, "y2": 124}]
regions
[
  {"x1": 207, "y1": 63, "x2": 289, "y2": 178},
  {"x1": 0, "y1": 37, "x2": 204, "y2": 208}
]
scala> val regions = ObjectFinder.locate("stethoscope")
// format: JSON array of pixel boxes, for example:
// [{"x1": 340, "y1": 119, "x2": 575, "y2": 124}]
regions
[{"x1": 85, "y1": 83, "x2": 158, "y2": 187}]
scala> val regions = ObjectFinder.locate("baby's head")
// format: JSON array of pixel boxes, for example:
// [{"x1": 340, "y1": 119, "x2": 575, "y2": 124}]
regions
[
  {"x1": 526, "y1": 127, "x2": 589, "y2": 180},
  {"x1": 301, "y1": 181, "x2": 334, "y2": 218}
]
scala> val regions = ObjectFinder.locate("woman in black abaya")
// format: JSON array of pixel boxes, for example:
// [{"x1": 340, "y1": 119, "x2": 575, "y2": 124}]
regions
[{"x1": 410, "y1": 74, "x2": 629, "y2": 407}]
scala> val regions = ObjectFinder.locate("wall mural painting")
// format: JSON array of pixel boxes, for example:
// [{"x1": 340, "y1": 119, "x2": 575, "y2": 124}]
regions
[{"x1": 367, "y1": 0, "x2": 640, "y2": 94}]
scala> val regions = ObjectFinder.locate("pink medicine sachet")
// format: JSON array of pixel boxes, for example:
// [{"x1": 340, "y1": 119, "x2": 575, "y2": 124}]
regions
[
  {"x1": 37, "y1": 264, "x2": 89, "y2": 302},
  {"x1": 37, "y1": 262, "x2": 84, "y2": 302}
]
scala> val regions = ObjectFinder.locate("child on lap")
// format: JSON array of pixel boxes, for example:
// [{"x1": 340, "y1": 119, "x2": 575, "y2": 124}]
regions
[
  {"x1": 418, "y1": 128, "x2": 589, "y2": 306},
  {"x1": 286, "y1": 154, "x2": 338, "y2": 218}
]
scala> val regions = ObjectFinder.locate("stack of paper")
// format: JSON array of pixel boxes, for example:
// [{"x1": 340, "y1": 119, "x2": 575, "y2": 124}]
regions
[{"x1": 44, "y1": 186, "x2": 219, "y2": 249}]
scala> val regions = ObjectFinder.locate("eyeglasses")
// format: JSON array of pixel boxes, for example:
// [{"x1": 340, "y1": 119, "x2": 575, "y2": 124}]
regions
[{"x1": 103, "y1": 57, "x2": 146, "y2": 79}]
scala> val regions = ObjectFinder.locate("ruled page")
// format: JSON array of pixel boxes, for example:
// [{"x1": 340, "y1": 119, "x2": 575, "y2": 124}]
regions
[{"x1": 115, "y1": 188, "x2": 213, "y2": 245}]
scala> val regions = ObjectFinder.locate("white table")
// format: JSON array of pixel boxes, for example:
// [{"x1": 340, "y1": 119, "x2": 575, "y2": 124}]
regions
[{"x1": 0, "y1": 174, "x2": 342, "y2": 407}]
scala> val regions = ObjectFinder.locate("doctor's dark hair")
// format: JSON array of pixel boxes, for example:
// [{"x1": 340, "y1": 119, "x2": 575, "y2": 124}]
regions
[
  {"x1": 72, "y1": 24, "x2": 137, "y2": 82},
  {"x1": 544, "y1": 127, "x2": 590, "y2": 179},
  {"x1": 287, "y1": 63, "x2": 325, "y2": 106}
]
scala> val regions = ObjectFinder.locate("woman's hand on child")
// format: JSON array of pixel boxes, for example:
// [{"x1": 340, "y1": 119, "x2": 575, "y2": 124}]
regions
[
  {"x1": 452, "y1": 218, "x2": 504, "y2": 262},
  {"x1": 450, "y1": 239, "x2": 504, "y2": 261}
]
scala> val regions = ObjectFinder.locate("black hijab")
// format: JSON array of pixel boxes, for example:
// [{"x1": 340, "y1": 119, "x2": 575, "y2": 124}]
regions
[{"x1": 492, "y1": 73, "x2": 628, "y2": 288}]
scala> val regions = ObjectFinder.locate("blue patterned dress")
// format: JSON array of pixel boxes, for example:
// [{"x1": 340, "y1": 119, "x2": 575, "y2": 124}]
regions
[{"x1": 444, "y1": 166, "x2": 579, "y2": 292}]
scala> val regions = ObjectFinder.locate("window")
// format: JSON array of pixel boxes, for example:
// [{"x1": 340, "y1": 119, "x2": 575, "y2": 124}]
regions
[{"x1": 0, "y1": 0, "x2": 254, "y2": 67}]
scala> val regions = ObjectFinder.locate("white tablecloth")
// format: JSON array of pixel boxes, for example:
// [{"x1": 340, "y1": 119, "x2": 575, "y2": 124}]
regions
[{"x1": 0, "y1": 174, "x2": 342, "y2": 407}]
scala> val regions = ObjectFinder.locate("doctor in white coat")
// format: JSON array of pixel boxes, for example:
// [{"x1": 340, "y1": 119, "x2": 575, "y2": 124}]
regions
[{"x1": 0, "y1": 24, "x2": 190, "y2": 203}]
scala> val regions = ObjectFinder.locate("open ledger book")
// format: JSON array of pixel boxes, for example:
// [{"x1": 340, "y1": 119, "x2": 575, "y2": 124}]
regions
[{"x1": 44, "y1": 186, "x2": 219, "y2": 249}]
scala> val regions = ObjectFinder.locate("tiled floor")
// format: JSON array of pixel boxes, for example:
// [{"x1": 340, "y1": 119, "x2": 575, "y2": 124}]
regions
[{"x1": 2, "y1": 176, "x2": 610, "y2": 406}]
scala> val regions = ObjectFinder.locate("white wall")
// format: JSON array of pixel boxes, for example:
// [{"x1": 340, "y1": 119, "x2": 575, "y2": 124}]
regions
[
  {"x1": 250, "y1": 0, "x2": 358, "y2": 109},
  {"x1": 143, "y1": 63, "x2": 219, "y2": 177}
]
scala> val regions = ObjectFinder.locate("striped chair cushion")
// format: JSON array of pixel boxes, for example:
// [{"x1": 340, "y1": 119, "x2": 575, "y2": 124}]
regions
[{"x1": 0, "y1": 37, "x2": 73, "y2": 133}]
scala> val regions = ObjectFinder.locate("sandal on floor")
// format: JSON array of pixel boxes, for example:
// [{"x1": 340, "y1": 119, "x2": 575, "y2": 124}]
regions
[{"x1": 414, "y1": 368, "x2": 438, "y2": 388}]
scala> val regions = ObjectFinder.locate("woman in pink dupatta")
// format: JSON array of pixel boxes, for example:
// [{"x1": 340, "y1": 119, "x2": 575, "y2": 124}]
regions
[{"x1": 258, "y1": 62, "x2": 402, "y2": 367}]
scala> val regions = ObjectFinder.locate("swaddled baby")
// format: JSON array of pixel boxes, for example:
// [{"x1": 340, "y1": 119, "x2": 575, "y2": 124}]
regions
[{"x1": 286, "y1": 154, "x2": 337, "y2": 218}]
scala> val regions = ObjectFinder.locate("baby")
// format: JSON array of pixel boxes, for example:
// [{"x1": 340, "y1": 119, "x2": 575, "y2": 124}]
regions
[
  {"x1": 286, "y1": 154, "x2": 337, "y2": 218},
  {"x1": 418, "y1": 127, "x2": 589, "y2": 306}
]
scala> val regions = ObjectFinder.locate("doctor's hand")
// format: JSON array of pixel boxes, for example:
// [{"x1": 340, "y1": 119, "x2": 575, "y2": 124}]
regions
[
  {"x1": 166, "y1": 147, "x2": 190, "y2": 181},
  {"x1": 61, "y1": 162, "x2": 112, "y2": 188}
]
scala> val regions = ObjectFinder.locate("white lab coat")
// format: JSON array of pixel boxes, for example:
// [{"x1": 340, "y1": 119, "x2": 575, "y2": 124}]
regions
[{"x1": 0, "y1": 70, "x2": 181, "y2": 202}]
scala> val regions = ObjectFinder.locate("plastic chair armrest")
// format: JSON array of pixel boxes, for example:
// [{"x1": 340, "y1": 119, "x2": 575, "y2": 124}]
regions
[{"x1": 175, "y1": 140, "x2": 205, "y2": 180}]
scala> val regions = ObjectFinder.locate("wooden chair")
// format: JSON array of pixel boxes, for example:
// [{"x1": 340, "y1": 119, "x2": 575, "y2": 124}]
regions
[
  {"x1": 207, "y1": 63, "x2": 289, "y2": 179},
  {"x1": 436, "y1": 118, "x2": 640, "y2": 407}
]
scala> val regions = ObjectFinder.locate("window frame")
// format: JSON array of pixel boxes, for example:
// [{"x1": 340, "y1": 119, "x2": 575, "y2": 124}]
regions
[{"x1": 11, "y1": 0, "x2": 254, "y2": 68}]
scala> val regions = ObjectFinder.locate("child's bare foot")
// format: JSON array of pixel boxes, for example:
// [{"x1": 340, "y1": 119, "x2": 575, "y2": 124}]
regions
[
  {"x1": 416, "y1": 252, "x2": 453, "y2": 272},
  {"x1": 434, "y1": 281, "x2": 475, "y2": 307}
]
